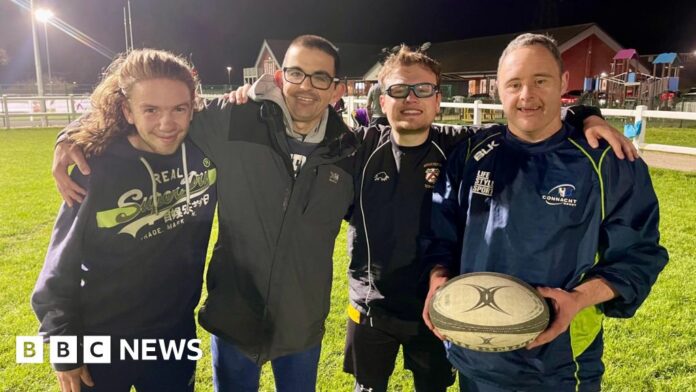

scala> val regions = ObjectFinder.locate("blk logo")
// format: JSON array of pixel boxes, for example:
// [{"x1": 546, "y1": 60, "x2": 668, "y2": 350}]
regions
[{"x1": 473, "y1": 140, "x2": 499, "y2": 161}]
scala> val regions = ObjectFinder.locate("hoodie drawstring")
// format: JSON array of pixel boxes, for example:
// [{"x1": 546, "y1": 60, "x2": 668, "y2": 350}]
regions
[
  {"x1": 140, "y1": 157, "x2": 159, "y2": 215},
  {"x1": 181, "y1": 143, "x2": 192, "y2": 208},
  {"x1": 138, "y1": 142, "x2": 191, "y2": 216}
]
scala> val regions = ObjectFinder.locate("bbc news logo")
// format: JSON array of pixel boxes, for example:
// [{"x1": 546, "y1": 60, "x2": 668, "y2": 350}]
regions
[{"x1": 16, "y1": 336, "x2": 202, "y2": 364}]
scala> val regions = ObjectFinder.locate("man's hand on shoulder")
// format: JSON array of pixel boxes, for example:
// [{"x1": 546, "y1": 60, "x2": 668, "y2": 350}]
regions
[
  {"x1": 225, "y1": 84, "x2": 251, "y2": 105},
  {"x1": 582, "y1": 115, "x2": 638, "y2": 161},
  {"x1": 53, "y1": 140, "x2": 90, "y2": 207}
]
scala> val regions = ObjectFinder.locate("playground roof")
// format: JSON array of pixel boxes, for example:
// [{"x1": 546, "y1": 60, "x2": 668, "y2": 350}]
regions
[
  {"x1": 614, "y1": 49, "x2": 638, "y2": 60},
  {"x1": 653, "y1": 53, "x2": 678, "y2": 65}
]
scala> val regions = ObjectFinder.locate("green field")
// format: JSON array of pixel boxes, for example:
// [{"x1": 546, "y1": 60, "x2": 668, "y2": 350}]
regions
[
  {"x1": 1, "y1": 128, "x2": 695, "y2": 391},
  {"x1": 604, "y1": 118, "x2": 696, "y2": 148},
  {"x1": 642, "y1": 127, "x2": 696, "y2": 148}
]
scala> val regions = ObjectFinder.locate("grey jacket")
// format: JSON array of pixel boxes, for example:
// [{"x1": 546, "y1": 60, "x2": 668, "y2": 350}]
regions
[{"x1": 192, "y1": 95, "x2": 357, "y2": 364}]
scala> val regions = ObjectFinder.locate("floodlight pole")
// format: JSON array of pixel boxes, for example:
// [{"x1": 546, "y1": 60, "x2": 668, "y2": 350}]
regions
[
  {"x1": 30, "y1": 0, "x2": 45, "y2": 96},
  {"x1": 43, "y1": 21, "x2": 52, "y2": 85},
  {"x1": 128, "y1": 1, "x2": 134, "y2": 50},
  {"x1": 123, "y1": 7, "x2": 129, "y2": 52},
  {"x1": 123, "y1": 1, "x2": 134, "y2": 52},
  {"x1": 30, "y1": 0, "x2": 47, "y2": 125}
]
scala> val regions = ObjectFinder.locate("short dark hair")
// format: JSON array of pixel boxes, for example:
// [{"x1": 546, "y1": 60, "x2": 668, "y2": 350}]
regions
[{"x1": 286, "y1": 35, "x2": 341, "y2": 76}]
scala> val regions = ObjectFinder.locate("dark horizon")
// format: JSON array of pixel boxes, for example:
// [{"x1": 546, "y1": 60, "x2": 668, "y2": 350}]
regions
[{"x1": 1, "y1": 0, "x2": 695, "y2": 86}]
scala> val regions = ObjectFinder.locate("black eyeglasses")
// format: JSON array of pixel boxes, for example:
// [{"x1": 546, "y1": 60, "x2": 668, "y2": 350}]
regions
[
  {"x1": 385, "y1": 83, "x2": 439, "y2": 98},
  {"x1": 282, "y1": 67, "x2": 340, "y2": 90}
]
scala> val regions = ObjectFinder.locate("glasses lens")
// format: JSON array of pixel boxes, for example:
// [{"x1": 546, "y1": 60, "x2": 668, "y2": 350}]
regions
[
  {"x1": 284, "y1": 68, "x2": 305, "y2": 84},
  {"x1": 414, "y1": 83, "x2": 436, "y2": 98},
  {"x1": 310, "y1": 74, "x2": 332, "y2": 90},
  {"x1": 387, "y1": 84, "x2": 410, "y2": 98}
]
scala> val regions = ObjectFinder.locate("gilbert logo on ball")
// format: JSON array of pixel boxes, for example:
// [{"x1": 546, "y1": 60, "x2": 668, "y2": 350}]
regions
[{"x1": 429, "y1": 272, "x2": 549, "y2": 352}]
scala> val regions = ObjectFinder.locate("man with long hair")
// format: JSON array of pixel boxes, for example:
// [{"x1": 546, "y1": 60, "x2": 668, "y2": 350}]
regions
[{"x1": 32, "y1": 49, "x2": 217, "y2": 391}]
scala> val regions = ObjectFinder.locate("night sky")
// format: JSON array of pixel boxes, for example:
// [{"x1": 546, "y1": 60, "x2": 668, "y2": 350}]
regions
[{"x1": 1, "y1": 0, "x2": 695, "y2": 85}]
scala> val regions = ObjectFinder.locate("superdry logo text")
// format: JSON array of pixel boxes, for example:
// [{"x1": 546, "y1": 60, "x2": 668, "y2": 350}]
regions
[{"x1": 95, "y1": 167, "x2": 217, "y2": 239}]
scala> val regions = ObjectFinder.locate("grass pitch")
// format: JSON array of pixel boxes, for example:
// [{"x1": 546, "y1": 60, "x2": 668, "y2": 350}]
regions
[{"x1": 1, "y1": 128, "x2": 694, "y2": 391}]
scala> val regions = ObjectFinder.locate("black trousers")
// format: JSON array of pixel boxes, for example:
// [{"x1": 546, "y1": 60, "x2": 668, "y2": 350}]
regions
[
  {"x1": 343, "y1": 316, "x2": 455, "y2": 392},
  {"x1": 80, "y1": 325, "x2": 197, "y2": 392},
  {"x1": 82, "y1": 355, "x2": 196, "y2": 392}
]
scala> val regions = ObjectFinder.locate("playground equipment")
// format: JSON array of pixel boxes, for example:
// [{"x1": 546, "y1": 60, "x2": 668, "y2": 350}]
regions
[{"x1": 595, "y1": 49, "x2": 681, "y2": 109}]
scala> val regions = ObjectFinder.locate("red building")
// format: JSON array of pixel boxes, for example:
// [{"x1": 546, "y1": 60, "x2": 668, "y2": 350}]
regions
[
  {"x1": 243, "y1": 24, "x2": 651, "y2": 100},
  {"x1": 426, "y1": 23, "x2": 649, "y2": 98},
  {"x1": 557, "y1": 25, "x2": 650, "y2": 91}
]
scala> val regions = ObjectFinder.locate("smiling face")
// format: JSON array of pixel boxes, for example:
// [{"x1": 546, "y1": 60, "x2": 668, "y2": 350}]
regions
[
  {"x1": 280, "y1": 45, "x2": 344, "y2": 134},
  {"x1": 122, "y1": 78, "x2": 193, "y2": 155},
  {"x1": 497, "y1": 44, "x2": 569, "y2": 142},
  {"x1": 380, "y1": 64, "x2": 441, "y2": 138}
]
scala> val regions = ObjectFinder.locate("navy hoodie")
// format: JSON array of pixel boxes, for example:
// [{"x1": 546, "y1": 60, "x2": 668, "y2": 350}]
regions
[{"x1": 32, "y1": 135, "x2": 217, "y2": 369}]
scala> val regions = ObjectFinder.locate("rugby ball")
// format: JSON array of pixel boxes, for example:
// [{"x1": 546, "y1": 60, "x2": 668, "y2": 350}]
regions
[{"x1": 429, "y1": 272, "x2": 549, "y2": 352}]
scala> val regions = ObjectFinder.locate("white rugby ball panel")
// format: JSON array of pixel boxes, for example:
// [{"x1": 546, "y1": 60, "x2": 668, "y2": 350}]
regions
[{"x1": 429, "y1": 272, "x2": 550, "y2": 352}]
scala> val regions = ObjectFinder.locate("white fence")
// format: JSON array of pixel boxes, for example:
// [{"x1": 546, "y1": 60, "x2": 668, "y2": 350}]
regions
[
  {"x1": 3, "y1": 95, "x2": 696, "y2": 157},
  {"x1": 1, "y1": 95, "x2": 91, "y2": 128},
  {"x1": 600, "y1": 106, "x2": 696, "y2": 156},
  {"x1": 344, "y1": 98, "x2": 696, "y2": 156}
]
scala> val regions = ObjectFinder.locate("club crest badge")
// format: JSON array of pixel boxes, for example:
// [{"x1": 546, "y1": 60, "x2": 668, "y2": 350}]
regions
[
  {"x1": 425, "y1": 167, "x2": 440, "y2": 185},
  {"x1": 542, "y1": 184, "x2": 577, "y2": 207},
  {"x1": 424, "y1": 162, "x2": 442, "y2": 189}
]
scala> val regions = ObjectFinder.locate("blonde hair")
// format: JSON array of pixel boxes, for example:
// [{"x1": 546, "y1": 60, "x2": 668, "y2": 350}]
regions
[
  {"x1": 69, "y1": 49, "x2": 200, "y2": 156},
  {"x1": 378, "y1": 44, "x2": 441, "y2": 89}
]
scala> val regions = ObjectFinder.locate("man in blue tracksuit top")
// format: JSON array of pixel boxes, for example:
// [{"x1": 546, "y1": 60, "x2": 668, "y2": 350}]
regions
[{"x1": 422, "y1": 33, "x2": 668, "y2": 391}]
